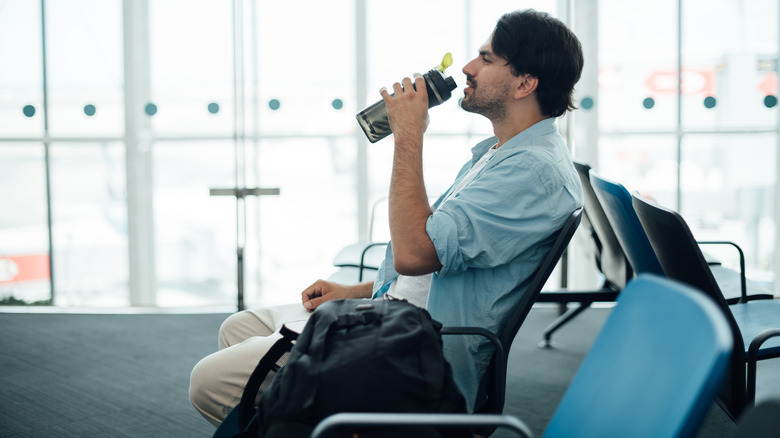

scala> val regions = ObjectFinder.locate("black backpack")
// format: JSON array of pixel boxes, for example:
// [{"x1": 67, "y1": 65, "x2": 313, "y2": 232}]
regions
[{"x1": 217, "y1": 298, "x2": 471, "y2": 438}]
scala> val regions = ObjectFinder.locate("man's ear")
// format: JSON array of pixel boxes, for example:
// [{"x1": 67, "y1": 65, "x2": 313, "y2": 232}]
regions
[{"x1": 513, "y1": 74, "x2": 539, "y2": 99}]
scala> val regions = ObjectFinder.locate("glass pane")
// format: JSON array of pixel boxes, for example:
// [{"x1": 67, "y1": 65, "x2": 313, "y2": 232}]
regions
[
  {"x1": 682, "y1": 0, "x2": 778, "y2": 130},
  {"x1": 49, "y1": 142, "x2": 129, "y2": 306},
  {"x1": 251, "y1": 0, "x2": 355, "y2": 136},
  {"x1": 364, "y1": 0, "x2": 468, "y2": 138},
  {"x1": 678, "y1": 0, "x2": 777, "y2": 289},
  {"x1": 149, "y1": 0, "x2": 234, "y2": 136},
  {"x1": 153, "y1": 141, "x2": 236, "y2": 307},
  {"x1": 597, "y1": 134, "x2": 680, "y2": 209},
  {"x1": 45, "y1": 0, "x2": 124, "y2": 137},
  {"x1": 364, "y1": 0, "x2": 557, "y2": 101},
  {"x1": 599, "y1": 0, "x2": 679, "y2": 132},
  {"x1": 0, "y1": 144, "x2": 51, "y2": 304},
  {"x1": 246, "y1": 137, "x2": 357, "y2": 308},
  {"x1": 0, "y1": 1, "x2": 44, "y2": 137},
  {"x1": 680, "y1": 133, "x2": 776, "y2": 286}
]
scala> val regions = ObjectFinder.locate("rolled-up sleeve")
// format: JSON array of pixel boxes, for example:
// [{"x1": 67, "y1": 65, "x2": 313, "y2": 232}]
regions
[{"x1": 427, "y1": 154, "x2": 560, "y2": 278}]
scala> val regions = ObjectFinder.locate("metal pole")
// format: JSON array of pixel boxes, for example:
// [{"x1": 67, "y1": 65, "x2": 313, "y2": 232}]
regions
[
  {"x1": 355, "y1": 0, "x2": 370, "y2": 242},
  {"x1": 233, "y1": 0, "x2": 247, "y2": 310},
  {"x1": 123, "y1": 0, "x2": 156, "y2": 306},
  {"x1": 41, "y1": 0, "x2": 55, "y2": 304}
]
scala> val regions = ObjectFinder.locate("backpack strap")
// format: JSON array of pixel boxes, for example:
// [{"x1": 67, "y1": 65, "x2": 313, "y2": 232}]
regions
[{"x1": 237, "y1": 325, "x2": 299, "y2": 430}]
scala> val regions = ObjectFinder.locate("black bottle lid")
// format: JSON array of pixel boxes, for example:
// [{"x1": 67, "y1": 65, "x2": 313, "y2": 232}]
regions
[{"x1": 424, "y1": 69, "x2": 458, "y2": 107}]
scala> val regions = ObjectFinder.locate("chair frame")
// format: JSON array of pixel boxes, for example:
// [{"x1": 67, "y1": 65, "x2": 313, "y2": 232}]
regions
[
  {"x1": 632, "y1": 193, "x2": 780, "y2": 418},
  {"x1": 311, "y1": 413, "x2": 532, "y2": 438}
]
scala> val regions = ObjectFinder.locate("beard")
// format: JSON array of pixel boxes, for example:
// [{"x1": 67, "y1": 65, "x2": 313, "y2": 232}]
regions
[{"x1": 460, "y1": 75, "x2": 511, "y2": 121}]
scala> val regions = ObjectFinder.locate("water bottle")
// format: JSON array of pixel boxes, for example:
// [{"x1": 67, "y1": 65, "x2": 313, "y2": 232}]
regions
[{"x1": 356, "y1": 53, "x2": 458, "y2": 143}]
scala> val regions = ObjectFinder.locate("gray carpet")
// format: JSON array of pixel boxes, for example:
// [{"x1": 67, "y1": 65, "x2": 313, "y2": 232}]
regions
[
  {"x1": 0, "y1": 312, "x2": 226, "y2": 437},
  {"x1": 0, "y1": 305, "x2": 745, "y2": 437}
]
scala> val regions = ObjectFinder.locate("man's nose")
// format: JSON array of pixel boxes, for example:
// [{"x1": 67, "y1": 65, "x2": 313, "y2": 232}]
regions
[{"x1": 462, "y1": 59, "x2": 475, "y2": 76}]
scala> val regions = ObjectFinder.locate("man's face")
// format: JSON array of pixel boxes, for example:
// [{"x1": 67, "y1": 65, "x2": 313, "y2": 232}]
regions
[{"x1": 460, "y1": 35, "x2": 516, "y2": 121}]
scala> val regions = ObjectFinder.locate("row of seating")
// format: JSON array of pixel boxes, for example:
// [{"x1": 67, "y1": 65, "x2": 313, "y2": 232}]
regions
[
  {"x1": 537, "y1": 161, "x2": 772, "y2": 346},
  {"x1": 531, "y1": 162, "x2": 780, "y2": 429},
  {"x1": 311, "y1": 273, "x2": 740, "y2": 437},
  {"x1": 322, "y1": 163, "x2": 780, "y2": 436},
  {"x1": 587, "y1": 166, "x2": 780, "y2": 421}
]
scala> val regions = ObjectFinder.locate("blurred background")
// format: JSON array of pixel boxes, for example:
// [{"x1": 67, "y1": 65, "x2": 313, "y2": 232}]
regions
[{"x1": 1, "y1": 0, "x2": 777, "y2": 310}]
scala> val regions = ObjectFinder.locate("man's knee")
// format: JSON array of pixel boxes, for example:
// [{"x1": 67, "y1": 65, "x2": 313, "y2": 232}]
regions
[
  {"x1": 189, "y1": 354, "x2": 230, "y2": 427},
  {"x1": 218, "y1": 311, "x2": 269, "y2": 349}
]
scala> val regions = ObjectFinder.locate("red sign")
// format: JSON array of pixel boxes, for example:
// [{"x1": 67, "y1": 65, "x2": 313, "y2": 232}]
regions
[
  {"x1": 0, "y1": 254, "x2": 50, "y2": 283},
  {"x1": 759, "y1": 72, "x2": 777, "y2": 96},
  {"x1": 645, "y1": 70, "x2": 715, "y2": 95}
]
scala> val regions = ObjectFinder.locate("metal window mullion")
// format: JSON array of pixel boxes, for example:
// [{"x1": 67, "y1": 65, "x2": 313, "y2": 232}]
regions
[
  {"x1": 355, "y1": 0, "x2": 369, "y2": 242},
  {"x1": 775, "y1": 2, "x2": 780, "y2": 297},
  {"x1": 123, "y1": 0, "x2": 156, "y2": 306},
  {"x1": 40, "y1": 0, "x2": 56, "y2": 304},
  {"x1": 231, "y1": 0, "x2": 250, "y2": 310}
]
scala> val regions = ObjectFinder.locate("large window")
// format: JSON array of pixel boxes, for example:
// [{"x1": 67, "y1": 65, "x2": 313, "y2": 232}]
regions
[
  {"x1": 590, "y1": 0, "x2": 779, "y2": 289},
  {"x1": 2, "y1": 0, "x2": 777, "y2": 308}
]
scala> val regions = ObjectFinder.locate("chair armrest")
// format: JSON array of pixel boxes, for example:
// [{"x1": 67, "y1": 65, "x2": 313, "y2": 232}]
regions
[
  {"x1": 311, "y1": 413, "x2": 533, "y2": 438},
  {"x1": 747, "y1": 328, "x2": 780, "y2": 404},
  {"x1": 440, "y1": 326, "x2": 505, "y2": 415},
  {"x1": 359, "y1": 242, "x2": 388, "y2": 282},
  {"x1": 332, "y1": 242, "x2": 389, "y2": 282},
  {"x1": 698, "y1": 241, "x2": 747, "y2": 303}
]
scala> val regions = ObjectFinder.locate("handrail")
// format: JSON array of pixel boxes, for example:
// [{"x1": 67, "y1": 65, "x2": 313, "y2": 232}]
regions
[
  {"x1": 746, "y1": 328, "x2": 780, "y2": 404},
  {"x1": 698, "y1": 241, "x2": 747, "y2": 303},
  {"x1": 440, "y1": 326, "x2": 505, "y2": 415},
  {"x1": 310, "y1": 413, "x2": 532, "y2": 438}
]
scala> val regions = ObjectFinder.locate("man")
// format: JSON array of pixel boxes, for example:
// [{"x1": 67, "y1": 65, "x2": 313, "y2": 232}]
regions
[{"x1": 190, "y1": 8, "x2": 584, "y2": 425}]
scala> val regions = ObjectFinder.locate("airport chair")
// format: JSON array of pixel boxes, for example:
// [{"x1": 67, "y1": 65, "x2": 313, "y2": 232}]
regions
[
  {"x1": 588, "y1": 171, "x2": 664, "y2": 276},
  {"x1": 312, "y1": 274, "x2": 734, "y2": 438},
  {"x1": 327, "y1": 198, "x2": 390, "y2": 284},
  {"x1": 535, "y1": 162, "x2": 626, "y2": 346},
  {"x1": 589, "y1": 171, "x2": 772, "y2": 304},
  {"x1": 632, "y1": 193, "x2": 780, "y2": 419},
  {"x1": 327, "y1": 242, "x2": 387, "y2": 284},
  {"x1": 311, "y1": 208, "x2": 582, "y2": 438},
  {"x1": 333, "y1": 206, "x2": 583, "y2": 423},
  {"x1": 442, "y1": 208, "x2": 583, "y2": 422}
]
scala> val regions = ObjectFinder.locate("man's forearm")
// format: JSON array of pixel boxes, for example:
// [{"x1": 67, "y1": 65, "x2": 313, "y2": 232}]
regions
[
  {"x1": 350, "y1": 281, "x2": 376, "y2": 298},
  {"x1": 388, "y1": 139, "x2": 442, "y2": 275}
]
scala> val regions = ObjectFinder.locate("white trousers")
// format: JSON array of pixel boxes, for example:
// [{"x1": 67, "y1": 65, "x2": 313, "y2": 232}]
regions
[{"x1": 189, "y1": 302, "x2": 311, "y2": 427}]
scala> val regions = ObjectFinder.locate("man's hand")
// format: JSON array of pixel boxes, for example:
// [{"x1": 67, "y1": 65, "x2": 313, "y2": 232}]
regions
[
  {"x1": 380, "y1": 74, "x2": 430, "y2": 146},
  {"x1": 380, "y1": 74, "x2": 442, "y2": 276},
  {"x1": 301, "y1": 280, "x2": 373, "y2": 312}
]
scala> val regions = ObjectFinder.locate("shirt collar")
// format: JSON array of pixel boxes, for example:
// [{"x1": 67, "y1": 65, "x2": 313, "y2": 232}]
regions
[{"x1": 469, "y1": 117, "x2": 557, "y2": 165}]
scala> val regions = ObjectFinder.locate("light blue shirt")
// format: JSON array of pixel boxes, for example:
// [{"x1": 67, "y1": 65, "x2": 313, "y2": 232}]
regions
[{"x1": 372, "y1": 117, "x2": 583, "y2": 411}]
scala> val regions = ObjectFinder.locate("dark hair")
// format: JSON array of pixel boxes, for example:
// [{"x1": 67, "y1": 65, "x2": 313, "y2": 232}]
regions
[{"x1": 491, "y1": 9, "x2": 584, "y2": 117}]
